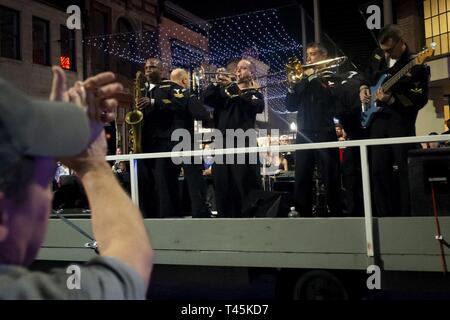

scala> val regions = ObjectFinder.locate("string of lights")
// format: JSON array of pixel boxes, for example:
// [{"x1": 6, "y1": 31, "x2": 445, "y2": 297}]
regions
[
  {"x1": 82, "y1": 9, "x2": 302, "y2": 114},
  {"x1": 82, "y1": 10, "x2": 302, "y2": 67}
]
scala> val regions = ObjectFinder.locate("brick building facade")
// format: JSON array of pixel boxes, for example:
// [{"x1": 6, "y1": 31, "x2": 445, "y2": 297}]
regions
[{"x1": 0, "y1": 0, "x2": 213, "y2": 153}]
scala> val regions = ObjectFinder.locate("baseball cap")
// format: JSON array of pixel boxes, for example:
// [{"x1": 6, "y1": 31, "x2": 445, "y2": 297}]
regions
[{"x1": 0, "y1": 77, "x2": 90, "y2": 171}]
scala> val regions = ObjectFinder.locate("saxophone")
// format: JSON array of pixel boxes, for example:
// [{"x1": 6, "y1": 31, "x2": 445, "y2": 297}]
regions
[{"x1": 125, "y1": 71, "x2": 144, "y2": 153}]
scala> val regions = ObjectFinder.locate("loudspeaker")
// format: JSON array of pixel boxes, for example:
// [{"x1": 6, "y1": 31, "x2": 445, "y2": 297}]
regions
[
  {"x1": 242, "y1": 190, "x2": 292, "y2": 218},
  {"x1": 408, "y1": 148, "x2": 450, "y2": 216},
  {"x1": 59, "y1": 175, "x2": 78, "y2": 186},
  {"x1": 273, "y1": 179, "x2": 295, "y2": 195}
]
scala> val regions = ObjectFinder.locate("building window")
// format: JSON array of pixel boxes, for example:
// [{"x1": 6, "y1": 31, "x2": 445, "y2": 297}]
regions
[
  {"x1": 33, "y1": 16, "x2": 50, "y2": 65},
  {"x1": 423, "y1": 0, "x2": 450, "y2": 55},
  {"x1": 91, "y1": 7, "x2": 110, "y2": 74},
  {"x1": 60, "y1": 25, "x2": 76, "y2": 71},
  {"x1": 0, "y1": 5, "x2": 20, "y2": 60},
  {"x1": 116, "y1": 18, "x2": 135, "y2": 78}
]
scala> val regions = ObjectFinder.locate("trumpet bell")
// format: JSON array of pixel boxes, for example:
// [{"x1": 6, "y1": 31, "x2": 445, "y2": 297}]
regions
[{"x1": 286, "y1": 58, "x2": 304, "y2": 85}]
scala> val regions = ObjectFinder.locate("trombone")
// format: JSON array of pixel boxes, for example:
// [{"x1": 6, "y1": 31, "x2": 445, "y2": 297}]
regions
[{"x1": 286, "y1": 56, "x2": 347, "y2": 86}]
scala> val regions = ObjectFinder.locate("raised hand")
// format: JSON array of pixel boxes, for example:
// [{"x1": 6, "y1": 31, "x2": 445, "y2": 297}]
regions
[
  {"x1": 49, "y1": 66, "x2": 123, "y2": 174},
  {"x1": 216, "y1": 68, "x2": 232, "y2": 86}
]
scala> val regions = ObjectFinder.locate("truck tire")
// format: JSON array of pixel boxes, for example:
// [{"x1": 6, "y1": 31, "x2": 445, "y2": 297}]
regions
[{"x1": 293, "y1": 270, "x2": 349, "y2": 300}]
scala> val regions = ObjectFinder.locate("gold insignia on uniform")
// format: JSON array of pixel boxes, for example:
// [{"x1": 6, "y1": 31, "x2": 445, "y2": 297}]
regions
[
  {"x1": 374, "y1": 54, "x2": 382, "y2": 60},
  {"x1": 162, "y1": 99, "x2": 171, "y2": 104},
  {"x1": 411, "y1": 87, "x2": 423, "y2": 94},
  {"x1": 173, "y1": 88, "x2": 184, "y2": 98}
]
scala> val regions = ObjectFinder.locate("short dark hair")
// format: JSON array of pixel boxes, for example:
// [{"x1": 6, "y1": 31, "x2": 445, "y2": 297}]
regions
[
  {"x1": 145, "y1": 57, "x2": 162, "y2": 66},
  {"x1": 378, "y1": 24, "x2": 403, "y2": 44},
  {"x1": 0, "y1": 156, "x2": 35, "y2": 203},
  {"x1": 306, "y1": 42, "x2": 328, "y2": 56}
]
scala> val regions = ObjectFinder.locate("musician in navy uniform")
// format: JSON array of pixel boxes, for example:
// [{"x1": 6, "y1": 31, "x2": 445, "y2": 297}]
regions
[
  {"x1": 169, "y1": 68, "x2": 213, "y2": 218},
  {"x1": 359, "y1": 24, "x2": 429, "y2": 216},
  {"x1": 134, "y1": 57, "x2": 165, "y2": 218},
  {"x1": 285, "y1": 42, "x2": 342, "y2": 217},
  {"x1": 203, "y1": 59, "x2": 264, "y2": 217},
  {"x1": 138, "y1": 63, "x2": 211, "y2": 218}
]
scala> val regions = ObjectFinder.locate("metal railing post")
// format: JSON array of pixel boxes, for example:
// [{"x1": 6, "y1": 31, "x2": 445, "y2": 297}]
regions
[
  {"x1": 360, "y1": 144, "x2": 375, "y2": 257},
  {"x1": 129, "y1": 157, "x2": 140, "y2": 207}
]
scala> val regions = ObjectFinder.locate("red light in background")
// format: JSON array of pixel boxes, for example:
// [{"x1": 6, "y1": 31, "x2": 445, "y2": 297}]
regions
[
  {"x1": 106, "y1": 133, "x2": 112, "y2": 140},
  {"x1": 60, "y1": 56, "x2": 71, "y2": 70}
]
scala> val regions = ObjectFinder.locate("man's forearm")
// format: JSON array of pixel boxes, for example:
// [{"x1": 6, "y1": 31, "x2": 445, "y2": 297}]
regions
[{"x1": 79, "y1": 163, "x2": 152, "y2": 285}]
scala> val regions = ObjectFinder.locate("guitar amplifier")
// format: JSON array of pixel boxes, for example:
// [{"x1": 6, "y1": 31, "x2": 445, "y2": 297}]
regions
[
  {"x1": 273, "y1": 171, "x2": 295, "y2": 195},
  {"x1": 408, "y1": 148, "x2": 450, "y2": 216}
]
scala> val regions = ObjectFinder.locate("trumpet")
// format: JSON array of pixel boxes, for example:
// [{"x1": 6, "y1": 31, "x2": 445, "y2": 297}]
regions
[
  {"x1": 201, "y1": 71, "x2": 237, "y2": 80},
  {"x1": 192, "y1": 69, "x2": 236, "y2": 84},
  {"x1": 286, "y1": 56, "x2": 347, "y2": 86},
  {"x1": 191, "y1": 67, "x2": 238, "y2": 96},
  {"x1": 191, "y1": 66, "x2": 269, "y2": 98}
]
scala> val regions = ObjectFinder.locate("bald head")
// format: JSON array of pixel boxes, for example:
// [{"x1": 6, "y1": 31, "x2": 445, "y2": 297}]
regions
[
  {"x1": 170, "y1": 68, "x2": 190, "y2": 89},
  {"x1": 236, "y1": 59, "x2": 256, "y2": 87}
]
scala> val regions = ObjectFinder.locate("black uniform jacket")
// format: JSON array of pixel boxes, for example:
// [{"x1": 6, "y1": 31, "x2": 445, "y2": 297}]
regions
[
  {"x1": 286, "y1": 72, "x2": 344, "y2": 132},
  {"x1": 142, "y1": 81, "x2": 211, "y2": 151},
  {"x1": 203, "y1": 82, "x2": 265, "y2": 133}
]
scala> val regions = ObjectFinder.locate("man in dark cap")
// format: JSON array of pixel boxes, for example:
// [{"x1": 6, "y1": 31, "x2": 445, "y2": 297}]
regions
[{"x1": 0, "y1": 67, "x2": 153, "y2": 299}]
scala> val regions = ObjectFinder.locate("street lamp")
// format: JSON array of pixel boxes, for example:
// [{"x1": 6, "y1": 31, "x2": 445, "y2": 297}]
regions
[{"x1": 290, "y1": 122, "x2": 297, "y2": 132}]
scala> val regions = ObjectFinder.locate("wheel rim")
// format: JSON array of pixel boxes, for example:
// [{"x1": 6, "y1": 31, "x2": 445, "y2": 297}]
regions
[{"x1": 293, "y1": 271, "x2": 349, "y2": 300}]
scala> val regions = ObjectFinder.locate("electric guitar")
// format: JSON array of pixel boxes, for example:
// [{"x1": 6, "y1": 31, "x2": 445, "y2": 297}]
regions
[{"x1": 361, "y1": 46, "x2": 435, "y2": 128}]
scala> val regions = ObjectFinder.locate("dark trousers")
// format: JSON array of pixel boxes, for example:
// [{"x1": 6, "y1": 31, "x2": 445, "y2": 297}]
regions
[
  {"x1": 369, "y1": 115, "x2": 415, "y2": 216},
  {"x1": 213, "y1": 163, "x2": 262, "y2": 217},
  {"x1": 341, "y1": 148, "x2": 364, "y2": 216},
  {"x1": 115, "y1": 172, "x2": 131, "y2": 195},
  {"x1": 152, "y1": 160, "x2": 210, "y2": 218},
  {"x1": 294, "y1": 131, "x2": 341, "y2": 217},
  {"x1": 138, "y1": 159, "x2": 159, "y2": 218},
  {"x1": 183, "y1": 163, "x2": 211, "y2": 218},
  {"x1": 152, "y1": 157, "x2": 182, "y2": 218},
  {"x1": 142, "y1": 141, "x2": 209, "y2": 218}
]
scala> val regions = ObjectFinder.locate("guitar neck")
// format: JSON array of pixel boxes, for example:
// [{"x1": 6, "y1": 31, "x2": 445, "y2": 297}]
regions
[{"x1": 381, "y1": 58, "x2": 416, "y2": 92}]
